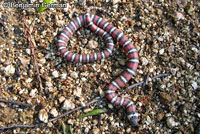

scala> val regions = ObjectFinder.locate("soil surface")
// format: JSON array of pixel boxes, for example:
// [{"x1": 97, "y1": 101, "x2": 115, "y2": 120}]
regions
[{"x1": 0, "y1": 0, "x2": 200, "y2": 134}]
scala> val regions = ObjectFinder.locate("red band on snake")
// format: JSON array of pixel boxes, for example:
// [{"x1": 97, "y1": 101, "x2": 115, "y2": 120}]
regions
[{"x1": 57, "y1": 6, "x2": 139, "y2": 127}]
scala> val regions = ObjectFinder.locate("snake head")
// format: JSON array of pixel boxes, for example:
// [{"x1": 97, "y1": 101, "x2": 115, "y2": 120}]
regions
[{"x1": 129, "y1": 115, "x2": 139, "y2": 128}]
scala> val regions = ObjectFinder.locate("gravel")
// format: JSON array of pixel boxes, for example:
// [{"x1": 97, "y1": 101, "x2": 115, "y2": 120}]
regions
[{"x1": 0, "y1": 0, "x2": 199, "y2": 133}]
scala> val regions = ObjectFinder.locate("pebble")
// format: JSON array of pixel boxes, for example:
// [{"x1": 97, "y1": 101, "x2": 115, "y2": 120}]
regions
[
  {"x1": 175, "y1": 131, "x2": 182, "y2": 134},
  {"x1": 91, "y1": 128, "x2": 100, "y2": 134},
  {"x1": 118, "y1": 58, "x2": 126, "y2": 66},
  {"x1": 157, "y1": 9, "x2": 163, "y2": 15},
  {"x1": 61, "y1": 73, "x2": 67, "y2": 80},
  {"x1": 112, "y1": 0, "x2": 120, "y2": 5},
  {"x1": 39, "y1": 57, "x2": 46, "y2": 64},
  {"x1": 26, "y1": 78, "x2": 32, "y2": 83},
  {"x1": 88, "y1": 40, "x2": 98, "y2": 49},
  {"x1": 58, "y1": 96, "x2": 66, "y2": 103},
  {"x1": 78, "y1": 0, "x2": 86, "y2": 6},
  {"x1": 4, "y1": 65, "x2": 15, "y2": 76},
  {"x1": 62, "y1": 99, "x2": 75, "y2": 110},
  {"x1": 191, "y1": 81, "x2": 198, "y2": 90},
  {"x1": 67, "y1": 119, "x2": 73, "y2": 125},
  {"x1": 108, "y1": 104, "x2": 114, "y2": 109},
  {"x1": 157, "y1": 113, "x2": 164, "y2": 121},
  {"x1": 145, "y1": 116, "x2": 152, "y2": 125},
  {"x1": 176, "y1": 12, "x2": 185, "y2": 20},
  {"x1": 70, "y1": 71, "x2": 78, "y2": 79},
  {"x1": 81, "y1": 77, "x2": 87, "y2": 82},
  {"x1": 160, "y1": 92, "x2": 172, "y2": 104},
  {"x1": 63, "y1": 3, "x2": 69, "y2": 12},
  {"x1": 50, "y1": 107, "x2": 58, "y2": 117},
  {"x1": 177, "y1": 0, "x2": 187, "y2": 7},
  {"x1": 84, "y1": 108, "x2": 92, "y2": 113},
  {"x1": 38, "y1": 109, "x2": 48, "y2": 123},
  {"x1": 126, "y1": 128, "x2": 132, "y2": 133},
  {"x1": 29, "y1": 88, "x2": 38, "y2": 97},
  {"x1": 92, "y1": 119, "x2": 98, "y2": 125},
  {"x1": 166, "y1": 117, "x2": 177, "y2": 128},
  {"x1": 187, "y1": 6, "x2": 194, "y2": 15},
  {"x1": 74, "y1": 87, "x2": 82, "y2": 97},
  {"x1": 52, "y1": 70, "x2": 59, "y2": 78},
  {"x1": 159, "y1": 48, "x2": 165, "y2": 55},
  {"x1": 112, "y1": 68, "x2": 123, "y2": 76},
  {"x1": 26, "y1": 49, "x2": 31, "y2": 55},
  {"x1": 141, "y1": 57, "x2": 148, "y2": 65}
]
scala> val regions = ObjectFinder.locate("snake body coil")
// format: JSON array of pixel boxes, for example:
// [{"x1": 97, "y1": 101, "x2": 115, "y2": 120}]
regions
[{"x1": 57, "y1": 7, "x2": 139, "y2": 127}]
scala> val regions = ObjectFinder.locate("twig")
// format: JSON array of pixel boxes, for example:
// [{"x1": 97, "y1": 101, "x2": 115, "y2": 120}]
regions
[
  {"x1": 0, "y1": 73, "x2": 169, "y2": 132},
  {"x1": 0, "y1": 125, "x2": 35, "y2": 132},
  {"x1": 0, "y1": 98, "x2": 33, "y2": 108},
  {"x1": 0, "y1": 98, "x2": 100, "y2": 132},
  {"x1": 49, "y1": 98, "x2": 101, "y2": 122},
  {"x1": 22, "y1": 16, "x2": 44, "y2": 94},
  {"x1": 122, "y1": 73, "x2": 170, "y2": 93}
]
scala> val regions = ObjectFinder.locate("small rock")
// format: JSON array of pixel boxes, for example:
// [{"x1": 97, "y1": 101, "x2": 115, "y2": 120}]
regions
[
  {"x1": 176, "y1": 12, "x2": 185, "y2": 20},
  {"x1": 26, "y1": 78, "x2": 32, "y2": 83},
  {"x1": 61, "y1": 73, "x2": 67, "y2": 80},
  {"x1": 175, "y1": 131, "x2": 182, "y2": 134},
  {"x1": 145, "y1": 116, "x2": 152, "y2": 125},
  {"x1": 62, "y1": 99, "x2": 75, "y2": 110},
  {"x1": 112, "y1": 68, "x2": 123, "y2": 76},
  {"x1": 112, "y1": 0, "x2": 120, "y2": 5},
  {"x1": 70, "y1": 71, "x2": 78, "y2": 79},
  {"x1": 88, "y1": 40, "x2": 98, "y2": 49},
  {"x1": 50, "y1": 108, "x2": 58, "y2": 117},
  {"x1": 157, "y1": 9, "x2": 163, "y2": 15},
  {"x1": 177, "y1": 0, "x2": 187, "y2": 8},
  {"x1": 98, "y1": 86, "x2": 105, "y2": 97},
  {"x1": 78, "y1": 0, "x2": 86, "y2": 6},
  {"x1": 126, "y1": 128, "x2": 132, "y2": 133},
  {"x1": 30, "y1": 88, "x2": 38, "y2": 97},
  {"x1": 108, "y1": 104, "x2": 114, "y2": 109},
  {"x1": 159, "y1": 48, "x2": 165, "y2": 55},
  {"x1": 191, "y1": 81, "x2": 198, "y2": 90},
  {"x1": 160, "y1": 92, "x2": 172, "y2": 104},
  {"x1": 26, "y1": 49, "x2": 31, "y2": 55},
  {"x1": 118, "y1": 58, "x2": 126, "y2": 66},
  {"x1": 168, "y1": 45, "x2": 175, "y2": 54},
  {"x1": 39, "y1": 109, "x2": 48, "y2": 123},
  {"x1": 82, "y1": 39, "x2": 88, "y2": 45},
  {"x1": 18, "y1": 57, "x2": 30, "y2": 66},
  {"x1": 74, "y1": 87, "x2": 82, "y2": 97},
  {"x1": 166, "y1": 117, "x2": 177, "y2": 128},
  {"x1": 141, "y1": 57, "x2": 148, "y2": 65},
  {"x1": 30, "y1": 0, "x2": 36, "y2": 3},
  {"x1": 81, "y1": 77, "x2": 87, "y2": 82},
  {"x1": 91, "y1": 128, "x2": 100, "y2": 134},
  {"x1": 52, "y1": 70, "x2": 59, "y2": 78},
  {"x1": 157, "y1": 113, "x2": 164, "y2": 121},
  {"x1": 83, "y1": 108, "x2": 92, "y2": 113},
  {"x1": 92, "y1": 119, "x2": 98, "y2": 125},
  {"x1": 4, "y1": 65, "x2": 15, "y2": 76},
  {"x1": 67, "y1": 119, "x2": 74, "y2": 125},
  {"x1": 63, "y1": 3, "x2": 69, "y2": 12},
  {"x1": 58, "y1": 96, "x2": 66, "y2": 103},
  {"x1": 187, "y1": 6, "x2": 194, "y2": 15},
  {"x1": 39, "y1": 57, "x2": 46, "y2": 64}
]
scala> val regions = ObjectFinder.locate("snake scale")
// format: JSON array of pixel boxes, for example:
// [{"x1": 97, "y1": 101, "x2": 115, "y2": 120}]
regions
[{"x1": 57, "y1": 6, "x2": 139, "y2": 127}]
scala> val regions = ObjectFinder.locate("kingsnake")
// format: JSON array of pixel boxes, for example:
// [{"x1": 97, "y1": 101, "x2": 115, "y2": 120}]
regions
[{"x1": 57, "y1": 6, "x2": 139, "y2": 127}]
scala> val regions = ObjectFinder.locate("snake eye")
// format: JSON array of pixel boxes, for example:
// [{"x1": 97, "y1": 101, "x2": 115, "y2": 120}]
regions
[{"x1": 130, "y1": 116, "x2": 139, "y2": 128}]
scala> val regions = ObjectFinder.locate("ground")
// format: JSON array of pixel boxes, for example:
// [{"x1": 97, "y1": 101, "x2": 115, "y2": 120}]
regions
[{"x1": 0, "y1": 0, "x2": 200, "y2": 134}]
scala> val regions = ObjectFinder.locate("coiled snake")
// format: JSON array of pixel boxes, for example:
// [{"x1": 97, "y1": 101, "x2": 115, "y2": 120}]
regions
[{"x1": 57, "y1": 6, "x2": 139, "y2": 127}]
